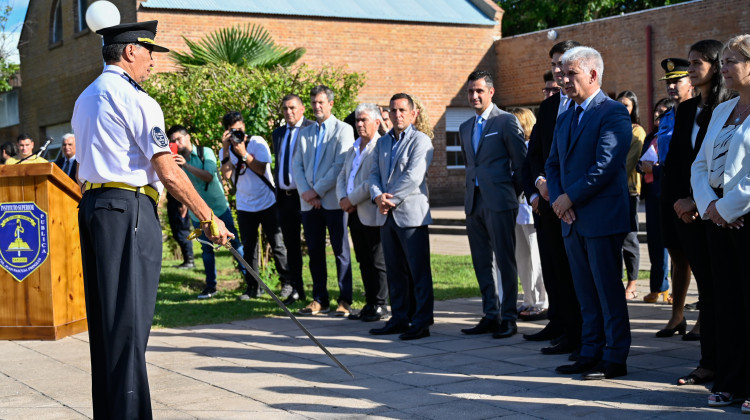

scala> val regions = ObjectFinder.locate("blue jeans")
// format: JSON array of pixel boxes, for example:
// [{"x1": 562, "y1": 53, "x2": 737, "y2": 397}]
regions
[{"x1": 191, "y1": 208, "x2": 245, "y2": 288}]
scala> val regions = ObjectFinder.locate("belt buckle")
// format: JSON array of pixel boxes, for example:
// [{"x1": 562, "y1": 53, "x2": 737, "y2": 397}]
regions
[{"x1": 284, "y1": 189, "x2": 294, "y2": 196}]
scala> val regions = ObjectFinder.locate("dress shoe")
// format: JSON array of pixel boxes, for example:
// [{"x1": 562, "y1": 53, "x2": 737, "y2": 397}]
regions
[
  {"x1": 174, "y1": 260, "x2": 195, "y2": 269},
  {"x1": 362, "y1": 305, "x2": 389, "y2": 322},
  {"x1": 523, "y1": 324, "x2": 563, "y2": 341},
  {"x1": 492, "y1": 320, "x2": 517, "y2": 339},
  {"x1": 682, "y1": 331, "x2": 700, "y2": 341},
  {"x1": 568, "y1": 348, "x2": 580, "y2": 361},
  {"x1": 655, "y1": 318, "x2": 687, "y2": 337},
  {"x1": 461, "y1": 317, "x2": 499, "y2": 335},
  {"x1": 348, "y1": 304, "x2": 373, "y2": 320},
  {"x1": 556, "y1": 357, "x2": 599, "y2": 374},
  {"x1": 541, "y1": 341, "x2": 577, "y2": 355},
  {"x1": 370, "y1": 320, "x2": 409, "y2": 335},
  {"x1": 582, "y1": 361, "x2": 627, "y2": 380},
  {"x1": 282, "y1": 290, "x2": 300, "y2": 305},
  {"x1": 399, "y1": 325, "x2": 430, "y2": 340}
]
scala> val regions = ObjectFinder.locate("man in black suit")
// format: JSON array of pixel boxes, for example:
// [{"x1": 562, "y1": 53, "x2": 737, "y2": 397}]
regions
[
  {"x1": 54, "y1": 133, "x2": 78, "y2": 181},
  {"x1": 521, "y1": 40, "x2": 582, "y2": 357},
  {"x1": 272, "y1": 94, "x2": 314, "y2": 304},
  {"x1": 459, "y1": 70, "x2": 527, "y2": 339}
]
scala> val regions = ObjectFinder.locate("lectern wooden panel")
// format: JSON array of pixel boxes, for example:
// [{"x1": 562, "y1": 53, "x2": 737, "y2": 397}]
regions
[{"x1": 0, "y1": 163, "x2": 86, "y2": 340}]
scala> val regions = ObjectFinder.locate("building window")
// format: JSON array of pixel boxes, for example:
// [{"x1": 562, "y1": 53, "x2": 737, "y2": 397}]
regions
[
  {"x1": 44, "y1": 122, "x2": 73, "y2": 161},
  {"x1": 75, "y1": 0, "x2": 88, "y2": 33},
  {"x1": 444, "y1": 108, "x2": 476, "y2": 169},
  {"x1": 0, "y1": 89, "x2": 19, "y2": 128},
  {"x1": 50, "y1": 0, "x2": 63, "y2": 46}
]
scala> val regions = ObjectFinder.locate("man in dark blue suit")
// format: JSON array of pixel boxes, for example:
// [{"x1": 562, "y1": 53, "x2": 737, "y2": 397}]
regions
[
  {"x1": 272, "y1": 94, "x2": 314, "y2": 304},
  {"x1": 545, "y1": 46, "x2": 632, "y2": 380}
]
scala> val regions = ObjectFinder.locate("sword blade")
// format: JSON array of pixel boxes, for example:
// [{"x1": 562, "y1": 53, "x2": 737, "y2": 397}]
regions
[{"x1": 225, "y1": 245, "x2": 354, "y2": 377}]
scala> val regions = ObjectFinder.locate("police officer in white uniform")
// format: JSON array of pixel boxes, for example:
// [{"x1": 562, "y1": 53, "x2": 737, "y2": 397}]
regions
[{"x1": 71, "y1": 21, "x2": 230, "y2": 420}]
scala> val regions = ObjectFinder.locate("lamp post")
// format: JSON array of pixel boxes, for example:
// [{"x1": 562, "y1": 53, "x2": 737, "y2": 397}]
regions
[{"x1": 85, "y1": 1, "x2": 120, "y2": 68}]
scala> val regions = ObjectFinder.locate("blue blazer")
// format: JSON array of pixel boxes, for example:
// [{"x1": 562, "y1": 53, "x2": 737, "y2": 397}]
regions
[{"x1": 545, "y1": 90, "x2": 632, "y2": 238}]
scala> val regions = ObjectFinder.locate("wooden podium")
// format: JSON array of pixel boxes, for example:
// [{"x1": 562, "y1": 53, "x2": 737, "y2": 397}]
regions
[{"x1": 0, "y1": 163, "x2": 87, "y2": 340}]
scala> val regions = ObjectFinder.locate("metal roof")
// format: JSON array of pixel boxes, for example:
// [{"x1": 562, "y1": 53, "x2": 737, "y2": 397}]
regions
[{"x1": 139, "y1": 0, "x2": 497, "y2": 26}]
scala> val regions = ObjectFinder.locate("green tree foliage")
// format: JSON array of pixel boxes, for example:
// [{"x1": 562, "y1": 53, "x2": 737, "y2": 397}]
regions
[
  {"x1": 170, "y1": 23, "x2": 305, "y2": 69},
  {"x1": 0, "y1": 3, "x2": 19, "y2": 92},
  {"x1": 143, "y1": 63, "x2": 365, "y2": 151},
  {"x1": 498, "y1": 0, "x2": 690, "y2": 36}
]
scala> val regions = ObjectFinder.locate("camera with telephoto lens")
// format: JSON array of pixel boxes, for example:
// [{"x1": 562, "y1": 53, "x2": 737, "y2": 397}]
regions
[{"x1": 229, "y1": 128, "x2": 246, "y2": 144}]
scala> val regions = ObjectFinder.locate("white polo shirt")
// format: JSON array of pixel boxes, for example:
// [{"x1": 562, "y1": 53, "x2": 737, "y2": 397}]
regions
[
  {"x1": 71, "y1": 65, "x2": 169, "y2": 192},
  {"x1": 219, "y1": 136, "x2": 276, "y2": 212}
]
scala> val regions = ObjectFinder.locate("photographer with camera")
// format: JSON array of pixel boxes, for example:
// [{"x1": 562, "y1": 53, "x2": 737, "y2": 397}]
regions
[
  {"x1": 168, "y1": 124, "x2": 248, "y2": 298},
  {"x1": 219, "y1": 111, "x2": 291, "y2": 300}
]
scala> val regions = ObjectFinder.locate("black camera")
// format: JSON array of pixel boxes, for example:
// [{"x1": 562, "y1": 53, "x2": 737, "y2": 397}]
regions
[{"x1": 229, "y1": 128, "x2": 246, "y2": 144}]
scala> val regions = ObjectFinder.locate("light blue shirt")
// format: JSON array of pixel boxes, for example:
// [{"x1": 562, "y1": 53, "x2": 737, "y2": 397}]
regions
[{"x1": 312, "y1": 119, "x2": 328, "y2": 179}]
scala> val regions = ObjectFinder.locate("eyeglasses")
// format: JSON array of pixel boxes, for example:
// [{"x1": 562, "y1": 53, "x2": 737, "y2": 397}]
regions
[{"x1": 543, "y1": 87, "x2": 561, "y2": 94}]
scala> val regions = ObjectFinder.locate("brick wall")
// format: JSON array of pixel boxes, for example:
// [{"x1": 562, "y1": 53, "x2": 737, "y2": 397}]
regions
[
  {"x1": 19, "y1": 0, "x2": 137, "y2": 146},
  {"x1": 494, "y1": 0, "x2": 750, "y2": 129},
  {"x1": 19, "y1": 0, "x2": 500, "y2": 204}
]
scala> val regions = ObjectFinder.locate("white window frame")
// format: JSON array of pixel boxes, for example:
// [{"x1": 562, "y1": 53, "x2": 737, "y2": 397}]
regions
[{"x1": 444, "y1": 108, "x2": 475, "y2": 169}]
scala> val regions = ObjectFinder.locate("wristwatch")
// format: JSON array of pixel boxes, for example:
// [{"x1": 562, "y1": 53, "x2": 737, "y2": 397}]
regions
[{"x1": 242, "y1": 153, "x2": 248, "y2": 162}]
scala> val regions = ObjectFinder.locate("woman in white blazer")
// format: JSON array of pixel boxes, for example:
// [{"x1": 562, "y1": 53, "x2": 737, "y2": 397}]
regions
[{"x1": 690, "y1": 34, "x2": 750, "y2": 412}]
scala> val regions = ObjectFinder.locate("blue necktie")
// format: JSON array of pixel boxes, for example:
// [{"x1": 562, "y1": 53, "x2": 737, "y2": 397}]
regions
[
  {"x1": 570, "y1": 106, "x2": 583, "y2": 135},
  {"x1": 472, "y1": 116, "x2": 483, "y2": 153},
  {"x1": 312, "y1": 124, "x2": 325, "y2": 179},
  {"x1": 62, "y1": 158, "x2": 70, "y2": 176},
  {"x1": 282, "y1": 126, "x2": 293, "y2": 185}
]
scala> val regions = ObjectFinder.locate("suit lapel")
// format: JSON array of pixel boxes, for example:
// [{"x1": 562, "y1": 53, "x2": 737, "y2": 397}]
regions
[
  {"x1": 475, "y1": 106, "x2": 500, "y2": 155},
  {"x1": 568, "y1": 91, "x2": 605, "y2": 153},
  {"x1": 462, "y1": 122, "x2": 475, "y2": 162}
]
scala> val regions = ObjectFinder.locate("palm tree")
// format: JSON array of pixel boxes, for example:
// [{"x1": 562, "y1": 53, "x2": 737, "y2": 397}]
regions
[{"x1": 170, "y1": 24, "x2": 305, "y2": 69}]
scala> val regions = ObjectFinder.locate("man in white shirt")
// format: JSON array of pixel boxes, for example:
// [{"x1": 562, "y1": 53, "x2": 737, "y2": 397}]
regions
[{"x1": 220, "y1": 111, "x2": 291, "y2": 300}]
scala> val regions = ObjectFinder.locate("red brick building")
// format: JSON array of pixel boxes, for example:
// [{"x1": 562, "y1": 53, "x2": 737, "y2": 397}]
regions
[
  {"x1": 18, "y1": 0, "x2": 750, "y2": 203},
  {"x1": 18, "y1": 0, "x2": 501, "y2": 203}
]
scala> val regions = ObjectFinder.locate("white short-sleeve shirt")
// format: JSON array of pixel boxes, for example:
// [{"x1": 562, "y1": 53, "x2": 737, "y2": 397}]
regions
[
  {"x1": 219, "y1": 136, "x2": 276, "y2": 212},
  {"x1": 71, "y1": 65, "x2": 170, "y2": 192}
]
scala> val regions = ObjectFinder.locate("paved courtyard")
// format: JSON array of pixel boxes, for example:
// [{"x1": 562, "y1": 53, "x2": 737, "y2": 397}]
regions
[{"x1": 2, "y1": 286, "x2": 742, "y2": 419}]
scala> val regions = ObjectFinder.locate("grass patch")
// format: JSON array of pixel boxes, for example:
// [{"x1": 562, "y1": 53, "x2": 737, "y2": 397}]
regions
[{"x1": 154, "y1": 240, "x2": 651, "y2": 328}]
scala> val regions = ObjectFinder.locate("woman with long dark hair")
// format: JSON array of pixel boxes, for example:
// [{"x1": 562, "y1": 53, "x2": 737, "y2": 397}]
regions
[
  {"x1": 616, "y1": 91, "x2": 645, "y2": 300},
  {"x1": 691, "y1": 34, "x2": 750, "y2": 411},
  {"x1": 662, "y1": 40, "x2": 733, "y2": 387}
]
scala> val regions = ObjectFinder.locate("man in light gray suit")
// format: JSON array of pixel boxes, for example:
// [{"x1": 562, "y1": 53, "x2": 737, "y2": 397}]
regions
[
  {"x1": 459, "y1": 70, "x2": 528, "y2": 338},
  {"x1": 292, "y1": 85, "x2": 355, "y2": 316},
  {"x1": 369, "y1": 93, "x2": 435, "y2": 340},
  {"x1": 336, "y1": 103, "x2": 389, "y2": 322}
]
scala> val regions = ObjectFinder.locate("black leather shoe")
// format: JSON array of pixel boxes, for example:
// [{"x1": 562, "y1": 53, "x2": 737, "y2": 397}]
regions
[
  {"x1": 523, "y1": 324, "x2": 563, "y2": 341},
  {"x1": 363, "y1": 305, "x2": 389, "y2": 322},
  {"x1": 492, "y1": 320, "x2": 517, "y2": 339},
  {"x1": 582, "y1": 361, "x2": 627, "y2": 380},
  {"x1": 541, "y1": 341, "x2": 577, "y2": 355},
  {"x1": 370, "y1": 321, "x2": 409, "y2": 335},
  {"x1": 400, "y1": 325, "x2": 430, "y2": 340},
  {"x1": 282, "y1": 290, "x2": 300, "y2": 305},
  {"x1": 568, "y1": 348, "x2": 580, "y2": 361},
  {"x1": 461, "y1": 317, "x2": 499, "y2": 335},
  {"x1": 656, "y1": 318, "x2": 687, "y2": 337},
  {"x1": 556, "y1": 357, "x2": 599, "y2": 374},
  {"x1": 348, "y1": 304, "x2": 373, "y2": 320}
]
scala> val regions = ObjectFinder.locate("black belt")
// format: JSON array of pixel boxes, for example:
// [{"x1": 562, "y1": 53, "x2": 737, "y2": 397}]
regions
[{"x1": 280, "y1": 188, "x2": 297, "y2": 196}]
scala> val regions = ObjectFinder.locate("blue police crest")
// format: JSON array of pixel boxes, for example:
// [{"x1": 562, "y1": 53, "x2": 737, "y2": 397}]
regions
[
  {"x1": 151, "y1": 126, "x2": 168, "y2": 148},
  {"x1": 0, "y1": 202, "x2": 49, "y2": 282}
]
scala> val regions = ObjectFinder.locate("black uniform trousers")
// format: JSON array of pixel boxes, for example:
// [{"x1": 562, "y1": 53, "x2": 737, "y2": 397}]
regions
[
  {"x1": 348, "y1": 211, "x2": 388, "y2": 306},
  {"x1": 706, "y1": 219, "x2": 750, "y2": 395},
  {"x1": 535, "y1": 197, "x2": 582, "y2": 345},
  {"x1": 622, "y1": 195, "x2": 640, "y2": 281},
  {"x1": 236, "y1": 205, "x2": 291, "y2": 287},
  {"x1": 276, "y1": 189, "x2": 305, "y2": 299},
  {"x1": 79, "y1": 188, "x2": 162, "y2": 420}
]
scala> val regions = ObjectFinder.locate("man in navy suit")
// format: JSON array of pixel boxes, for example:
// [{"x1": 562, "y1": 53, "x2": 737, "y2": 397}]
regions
[
  {"x1": 54, "y1": 133, "x2": 78, "y2": 181},
  {"x1": 545, "y1": 46, "x2": 632, "y2": 380},
  {"x1": 272, "y1": 94, "x2": 314, "y2": 304}
]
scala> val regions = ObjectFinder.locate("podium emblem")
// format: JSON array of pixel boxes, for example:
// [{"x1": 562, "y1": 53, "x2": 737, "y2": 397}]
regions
[{"x1": 0, "y1": 202, "x2": 49, "y2": 282}]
